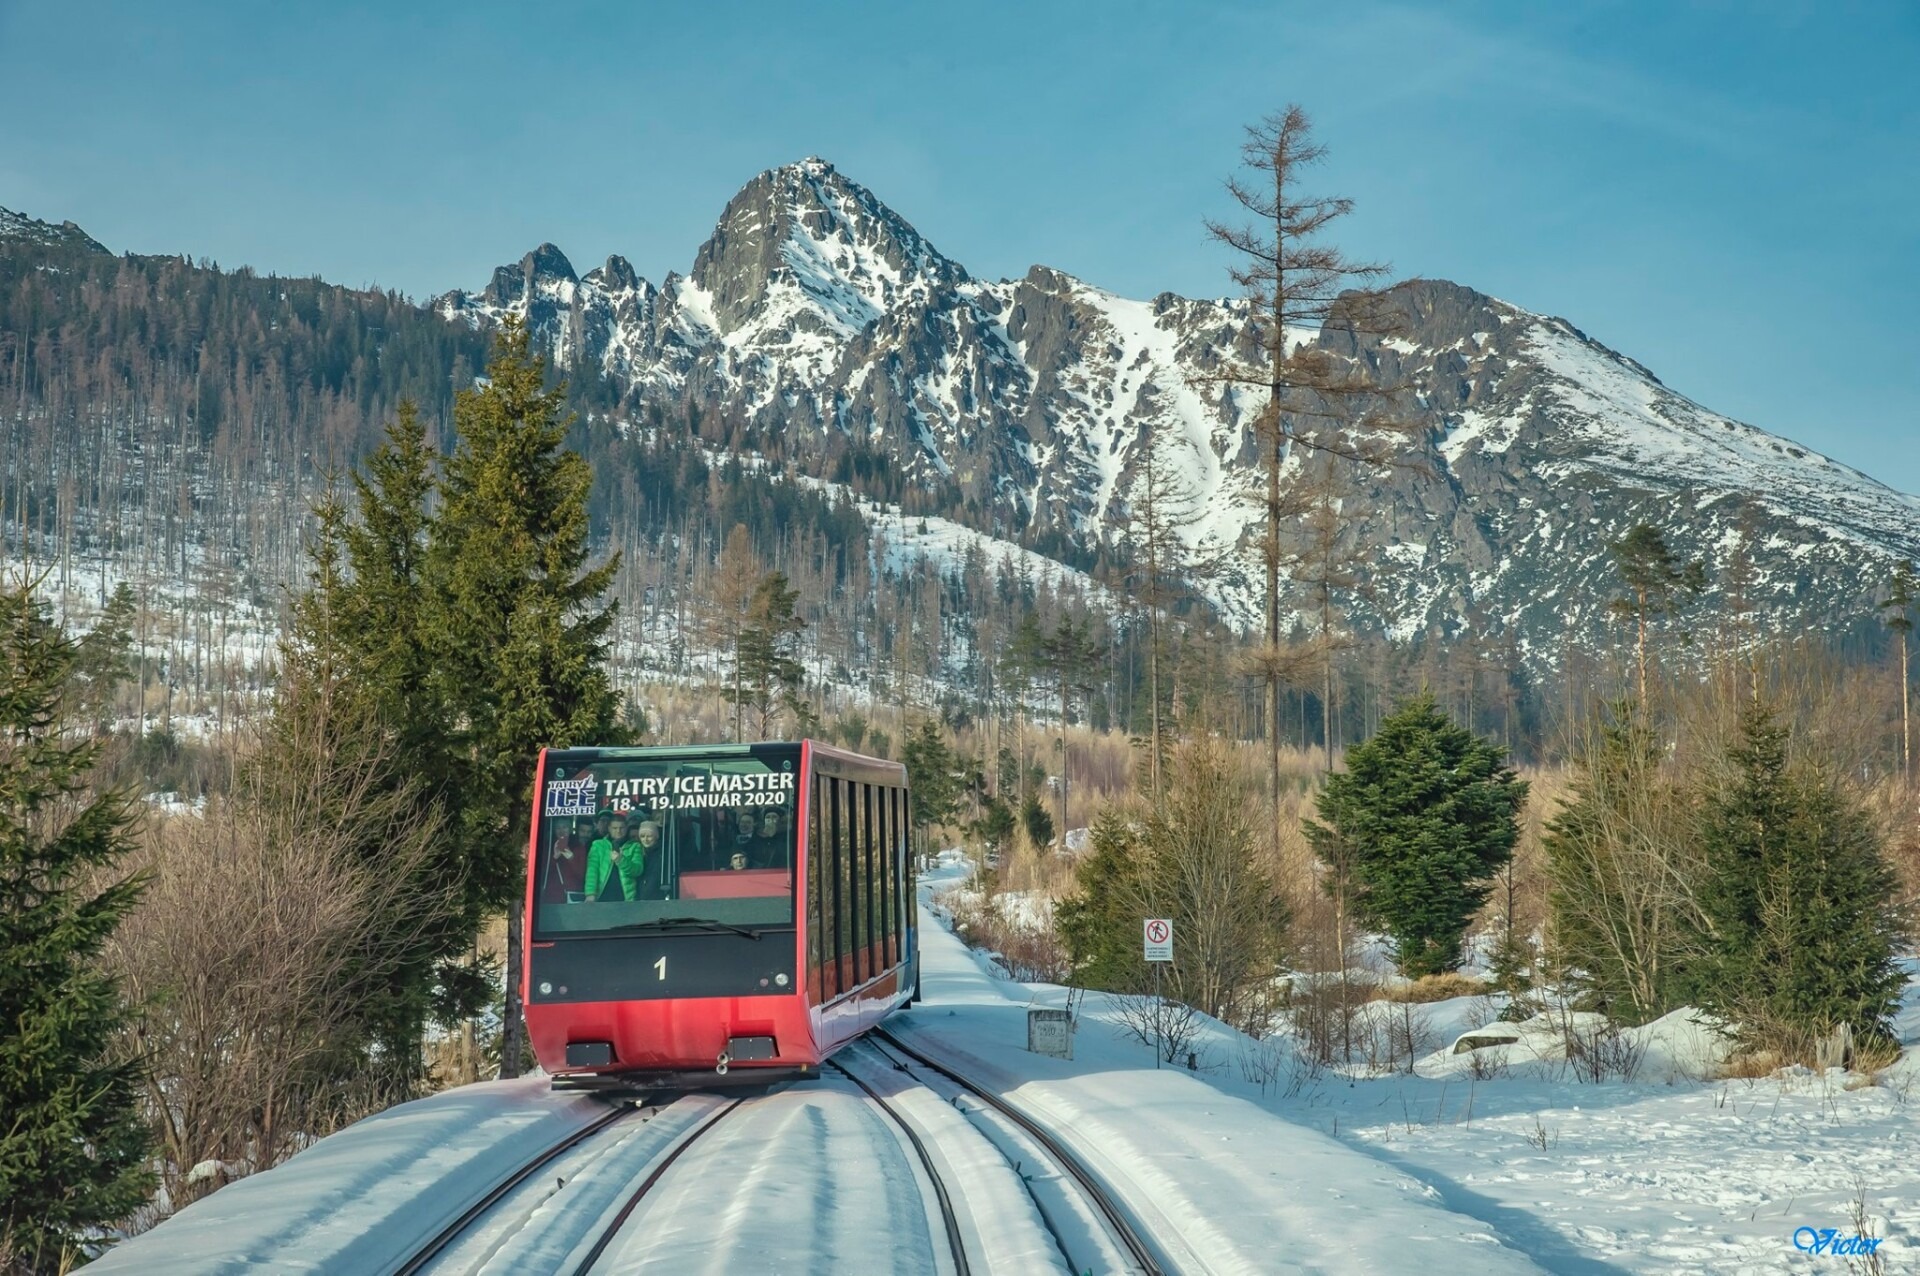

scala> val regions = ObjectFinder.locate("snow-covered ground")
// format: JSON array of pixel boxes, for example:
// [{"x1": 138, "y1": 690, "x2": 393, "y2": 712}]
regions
[
  {"x1": 923, "y1": 859, "x2": 1920, "y2": 1275},
  {"x1": 89, "y1": 855, "x2": 1917, "y2": 1274}
]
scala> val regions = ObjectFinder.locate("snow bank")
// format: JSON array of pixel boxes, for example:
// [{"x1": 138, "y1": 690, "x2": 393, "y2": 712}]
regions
[{"x1": 87, "y1": 1077, "x2": 613, "y2": 1274}]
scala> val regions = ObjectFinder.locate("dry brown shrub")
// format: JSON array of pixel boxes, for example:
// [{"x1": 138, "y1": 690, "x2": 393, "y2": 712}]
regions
[
  {"x1": 942, "y1": 884, "x2": 1071, "y2": 984},
  {"x1": 1380, "y1": 972, "x2": 1487, "y2": 1004},
  {"x1": 104, "y1": 729, "x2": 444, "y2": 1215},
  {"x1": 1718, "y1": 1049, "x2": 1792, "y2": 1080}
]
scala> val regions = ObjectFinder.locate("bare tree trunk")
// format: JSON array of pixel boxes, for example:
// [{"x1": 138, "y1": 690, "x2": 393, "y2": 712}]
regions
[
  {"x1": 1058, "y1": 674, "x2": 1070, "y2": 846},
  {"x1": 1149, "y1": 600, "x2": 1162, "y2": 798},
  {"x1": 1902, "y1": 630, "x2": 1912, "y2": 789},
  {"x1": 1637, "y1": 593, "x2": 1649, "y2": 708}
]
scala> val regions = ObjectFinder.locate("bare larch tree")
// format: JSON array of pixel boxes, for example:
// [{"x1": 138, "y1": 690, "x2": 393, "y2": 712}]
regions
[
  {"x1": 1204, "y1": 103, "x2": 1409, "y2": 827},
  {"x1": 1126, "y1": 423, "x2": 1201, "y2": 797}
]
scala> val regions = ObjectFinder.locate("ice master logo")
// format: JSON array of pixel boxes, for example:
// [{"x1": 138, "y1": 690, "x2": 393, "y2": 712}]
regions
[
  {"x1": 543, "y1": 775, "x2": 597, "y2": 818},
  {"x1": 1793, "y1": 1227, "x2": 1884, "y2": 1258}
]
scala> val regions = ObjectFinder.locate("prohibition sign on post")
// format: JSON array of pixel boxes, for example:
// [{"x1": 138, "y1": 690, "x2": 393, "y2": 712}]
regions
[{"x1": 1143, "y1": 917, "x2": 1173, "y2": 962}]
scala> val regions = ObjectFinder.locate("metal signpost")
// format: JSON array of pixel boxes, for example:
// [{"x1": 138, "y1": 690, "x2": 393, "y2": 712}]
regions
[{"x1": 1143, "y1": 918, "x2": 1172, "y2": 1067}]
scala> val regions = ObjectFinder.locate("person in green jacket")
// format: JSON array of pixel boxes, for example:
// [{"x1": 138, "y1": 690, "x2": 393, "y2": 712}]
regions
[{"x1": 585, "y1": 815, "x2": 646, "y2": 901}]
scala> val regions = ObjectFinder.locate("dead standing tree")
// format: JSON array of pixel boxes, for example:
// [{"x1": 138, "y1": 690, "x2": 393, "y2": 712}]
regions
[
  {"x1": 705, "y1": 523, "x2": 760, "y2": 743},
  {"x1": 1882, "y1": 559, "x2": 1914, "y2": 790},
  {"x1": 1283, "y1": 454, "x2": 1366, "y2": 771},
  {"x1": 1203, "y1": 103, "x2": 1414, "y2": 834},
  {"x1": 1125, "y1": 426, "x2": 1202, "y2": 798}
]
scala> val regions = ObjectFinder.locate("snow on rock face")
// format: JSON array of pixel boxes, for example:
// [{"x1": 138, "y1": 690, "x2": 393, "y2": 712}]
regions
[
  {"x1": 690, "y1": 156, "x2": 964, "y2": 340},
  {"x1": 440, "y1": 163, "x2": 1920, "y2": 673},
  {"x1": 0, "y1": 205, "x2": 111, "y2": 254}
]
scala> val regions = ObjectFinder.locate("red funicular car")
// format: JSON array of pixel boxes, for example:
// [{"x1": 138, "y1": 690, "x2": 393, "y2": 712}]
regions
[{"x1": 523, "y1": 741, "x2": 917, "y2": 1088}]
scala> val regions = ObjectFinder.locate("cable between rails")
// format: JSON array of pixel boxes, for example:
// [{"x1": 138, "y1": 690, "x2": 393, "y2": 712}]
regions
[
  {"x1": 827, "y1": 1059, "x2": 974, "y2": 1276},
  {"x1": 872, "y1": 1027, "x2": 1168, "y2": 1276}
]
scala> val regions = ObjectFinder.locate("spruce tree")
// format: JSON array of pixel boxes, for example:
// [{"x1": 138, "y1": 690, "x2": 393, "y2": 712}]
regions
[
  {"x1": 1020, "y1": 791, "x2": 1056, "y2": 850},
  {"x1": 1056, "y1": 810, "x2": 1150, "y2": 992},
  {"x1": 731, "y1": 571, "x2": 806, "y2": 740},
  {"x1": 277, "y1": 403, "x2": 472, "y2": 1083},
  {"x1": 67, "y1": 582, "x2": 136, "y2": 737},
  {"x1": 901, "y1": 720, "x2": 960, "y2": 845},
  {"x1": 1694, "y1": 701, "x2": 1906, "y2": 1055},
  {"x1": 0, "y1": 580, "x2": 152, "y2": 1268},
  {"x1": 429, "y1": 318, "x2": 620, "y2": 1076},
  {"x1": 1309, "y1": 690, "x2": 1527, "y2": 977}
]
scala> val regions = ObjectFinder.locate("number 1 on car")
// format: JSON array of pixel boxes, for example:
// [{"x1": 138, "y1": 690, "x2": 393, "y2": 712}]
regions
[{"x1": 654, "y1": 956, "x2": 667, "y2": 981}]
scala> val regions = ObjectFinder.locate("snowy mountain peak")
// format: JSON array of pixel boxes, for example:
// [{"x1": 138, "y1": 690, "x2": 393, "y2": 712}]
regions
[
  {"x1": 585, "y1": 254, "x2": 640, "y2": 293},
  {"x1": 482, "y1": 243, "x2": 578, "y2": 307},
  {"x1": 688, "y1": 158, "x2": 965, "y2": 340}
]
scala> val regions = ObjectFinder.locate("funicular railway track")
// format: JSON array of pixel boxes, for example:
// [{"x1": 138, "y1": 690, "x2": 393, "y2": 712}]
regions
[
  {"x1": 395, "y1": 1025, "x2": 1177, "y2": 1275},
  {"x1": 394, "y1": 1091, "x2": 749, "y2": 1276},
  {"x1": 864, "y1": 1028, "x2": 1172, "y2": 1276},
  {"x1": 827, "y1": 1061, "x2": 974, "y2": 1276},
  {"x1": 566, "y1": 1094, "x2": 750, "y2": 1274},
  {"x1": 393, "y1": 1102, "x2": 639, "y2": 1276}
]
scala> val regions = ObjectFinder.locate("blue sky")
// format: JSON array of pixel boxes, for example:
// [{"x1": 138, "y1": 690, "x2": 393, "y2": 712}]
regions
[{"x1": 3, "y1": 1, "x2": 1916, "y2": 492}]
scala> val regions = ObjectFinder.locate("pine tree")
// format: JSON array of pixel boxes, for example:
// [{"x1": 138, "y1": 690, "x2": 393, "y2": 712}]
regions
[
  {"x1": 1309, "y1": 690, "x2": 1527, "y2": 977},
  {"x1": 1019, "y1": 791, "x2": 1056, "y2": 851},
  {"x1": 1286, "y1": 455, "x2": 1362, "y2": 770},
  {"x1": 1203, "y1": 103, "x2": 1409, "y2": 851},
  {"x1": 1124, "y1": 427, "x2": 1198, "y2": 797},
  {"x1": 1607, "y1": 523, "x2": 1706, "y2": 706},
  {"x1": 1038, "y1": 616, "x2": 1099, "y2": 842},
  {"x1": 1001, "y1": 609, "x2": 1048, "y2": 808},
  {"x1": 335, "y1": 401, "x2": 444, "y2": 766},
  {"x1": 706, "y1": 523, "x2": 761, "y2": 743},
  {"x1": 429, "y1": 318, "x2": 619, "y2": 1077},
  {"x1": 972, "y1": 795, "x2": 1017, "y2": 862},
  {"x1": 1694, "y1": 701, "x2": 1906, "y2": 1055},
  {"x1": 0, "y1": 579, "x2": 152, "y2": 1268},
  {"x1": 67, "y1": 582, "x2": 136, "y2": 737}
]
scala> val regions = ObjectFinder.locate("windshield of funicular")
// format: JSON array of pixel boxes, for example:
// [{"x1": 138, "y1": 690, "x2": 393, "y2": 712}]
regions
[{"x1": 531, "y1": 746, "x2": 800, "y2": 938}]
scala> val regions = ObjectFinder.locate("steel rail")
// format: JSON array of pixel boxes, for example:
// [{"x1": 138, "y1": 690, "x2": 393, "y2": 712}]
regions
[
  {"x1": 826, "y1": 1059, "x2": 973, "y2": 1276},
  {"x1": 392, "y1": 1101, "x2": 638, "y2": 1276},
  {"x1": 873, "y1": 1027, "x2": 1168, "y2": 1276},
  {"x1": 569, "y1": 1094, "x2": 749, "y2": 1274}
]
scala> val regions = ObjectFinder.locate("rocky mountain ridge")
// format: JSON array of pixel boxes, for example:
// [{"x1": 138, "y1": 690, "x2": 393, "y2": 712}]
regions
[
  {"x1": 434, "y1": 159, "x2": 1920, "y2": 660},
  {"x1": 0, "y1": 205, "x2": 112, "y2": 255}
]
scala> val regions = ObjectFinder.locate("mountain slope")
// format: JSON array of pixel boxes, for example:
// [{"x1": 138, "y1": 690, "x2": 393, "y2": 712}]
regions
[
  {"x1": 437, "y1": 160, "x2": 1920, "y2": 663},
  {"x1": 0, "y1": 205, "x2": 110, "y2": 255}
]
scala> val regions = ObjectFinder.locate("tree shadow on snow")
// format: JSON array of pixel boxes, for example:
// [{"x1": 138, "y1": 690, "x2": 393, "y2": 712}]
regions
[{"x1": 1354, "y1": 1143, "x2": 1637, "y2": 1276}]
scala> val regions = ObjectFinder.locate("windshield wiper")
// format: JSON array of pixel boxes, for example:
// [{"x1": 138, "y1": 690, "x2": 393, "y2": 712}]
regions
[{"x1": 607, "y1": 916, "x2": 765, "y2": 940}]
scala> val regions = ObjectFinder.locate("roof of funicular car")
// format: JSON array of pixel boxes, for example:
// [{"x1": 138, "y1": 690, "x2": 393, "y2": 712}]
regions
[{"x1": 541, "y1": 740, "x2": 905, "y2": 782}]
